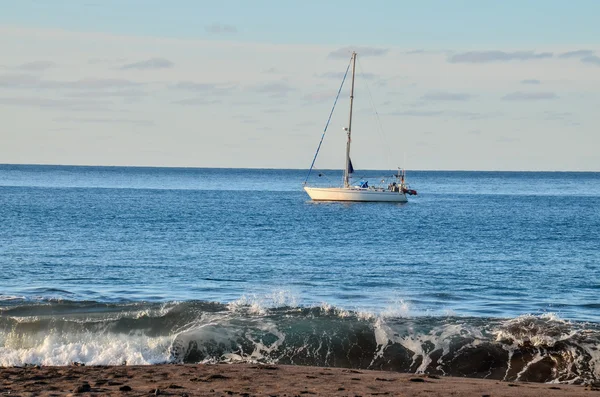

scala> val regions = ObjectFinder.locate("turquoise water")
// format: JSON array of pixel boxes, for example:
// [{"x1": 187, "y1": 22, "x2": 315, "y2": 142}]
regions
[{"x1": 1, "y1": 165, "x2": 599, "y2": 382}]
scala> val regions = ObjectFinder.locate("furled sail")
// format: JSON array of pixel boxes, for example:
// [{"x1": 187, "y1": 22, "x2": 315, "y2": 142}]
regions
[{"x1": 348, "y1": 158, "x2": 354, "y2": 174}]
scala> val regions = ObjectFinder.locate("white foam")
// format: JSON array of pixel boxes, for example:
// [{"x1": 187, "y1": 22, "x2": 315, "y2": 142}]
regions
[
  {"x1": 370, "y1": 317, "x2": 488, "y2": 375},
  {"x1": 494, "y1": 313, "x2": 576, "y2": 347},
  {"x1": 0, "y1": 330, "x2": 172, "y2": 366},
  {"x1": 228, "y1": 290, "x2": 299, "y2": 315},
  {"x1": 0, "y1": 295, "x2": 25, "y2": 301},
  {"x1": 493, "y1": 313, "x2": 600, "y2": 382},
  {"x1": 170, "y1": 313, "x2": 284, "y2": 365},
  {"x1": 380, "y1": 297, "x2": 412, "y2": 318}
]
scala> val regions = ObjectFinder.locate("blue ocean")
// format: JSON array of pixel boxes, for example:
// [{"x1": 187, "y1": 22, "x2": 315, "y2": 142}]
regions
[{"x1": 1, "y1": 165, "x2": 599, "y2": 383}]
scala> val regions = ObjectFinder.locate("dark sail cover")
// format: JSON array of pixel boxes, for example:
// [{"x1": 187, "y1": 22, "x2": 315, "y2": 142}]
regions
[{"x1": 348, "y1": 158, "x2": 354, "y2": 174}]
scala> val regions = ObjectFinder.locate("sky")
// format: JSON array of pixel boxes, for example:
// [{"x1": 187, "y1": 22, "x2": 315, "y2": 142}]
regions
[{"x1": 1, "y1": 0, "x2": 599, "y2": 171}]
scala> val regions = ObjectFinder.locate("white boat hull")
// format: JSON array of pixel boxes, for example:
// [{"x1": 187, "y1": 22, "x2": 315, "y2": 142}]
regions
[{"x1": 304, "y1": 187, "x2": 408, "y2": 202}]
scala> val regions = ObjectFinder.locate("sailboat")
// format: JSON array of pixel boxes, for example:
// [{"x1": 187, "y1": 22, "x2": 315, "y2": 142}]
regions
[{"x1": 303, "y1": 52, "x2": 417, "y2": 202}]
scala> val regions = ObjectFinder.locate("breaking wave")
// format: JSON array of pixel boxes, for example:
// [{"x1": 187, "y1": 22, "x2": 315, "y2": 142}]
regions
[{"x1": 1, "y1": 298, "x2": 599, "y2": 384}]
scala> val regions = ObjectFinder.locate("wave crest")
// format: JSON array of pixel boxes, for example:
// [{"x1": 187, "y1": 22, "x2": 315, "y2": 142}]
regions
[{"x1": 1, "y1": 300, "x2": 598, "y2": 383}]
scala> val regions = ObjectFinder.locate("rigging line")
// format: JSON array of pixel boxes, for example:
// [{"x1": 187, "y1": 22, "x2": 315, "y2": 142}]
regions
[
  {"x1": 303, "y1": 59, "x2": 352, "y2": 185},
  {"x1": 357, "y1": 58, "x2": 394, "y2": 172}
]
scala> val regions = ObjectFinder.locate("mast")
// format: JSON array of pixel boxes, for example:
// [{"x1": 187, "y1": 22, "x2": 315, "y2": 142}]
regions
[{"x1": 344, "y1": 52, "x2": 357, "y2": 188}]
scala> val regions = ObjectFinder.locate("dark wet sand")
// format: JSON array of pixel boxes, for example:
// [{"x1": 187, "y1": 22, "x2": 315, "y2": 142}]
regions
[{"x1": 1, "y1": 363, "x2": 598, "y2": 396}]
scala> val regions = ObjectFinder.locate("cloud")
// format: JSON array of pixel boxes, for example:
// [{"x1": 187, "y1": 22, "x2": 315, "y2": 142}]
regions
[
  {"x1": 0, "y1": 97, "x2": 72, "y2": 108},
  {"x1": 55, "y1": 116, "x2": 154, "y2": 126},
  {"x1": 421, "y1": 92, "x2": 472, "y2": 101},
  {"x1": 387, "y1": 109, "x2": 494, "y2": 119},
  {"x1": 231, "y1": 114, "x2": 259, "y2": 124},
  {"x1": 521, "y1": 79, "x2": 541, "y2": 85},
  {"x1": 502, "y1": 92, "x2": 557, "y2": 101},
  {"x1": 16, "y1": 61, "x2": 55, "y2": 71},
  {"x1": 263, "y1": 108, "x2": 284, "y2": 114},
  {"x1": 172, "y1": 98, "x2": 221, "y2": 106},
  {"x1": 544, "y1": 111, "x2": 571, "y2": 121},
  {"x1": 88, "y1": 57, "x2": 127, "y2": 65},
  {"x1": 66, "y1": 78, "x2": 142, "y2": 89},
  {"x1": 0, "y1": 73, "x2": 39, "y2": 87},
  {"x1": 205, "y1": 23, "x2": 237, "y2": 34},
  {"x1": 120, "y1": 58, "x2": 174, "y2": 70},
  {"x1": 170, "y1": 81, "x2": 237, "y2": 96},
  {"x1": 302, "y1": 90, "x2": 337, "y2": 102},
  {"x1": 0, "y1": 74, "x2": 142, "y2": 90},
  {"x1": 581, "y1": 55, "x2": 600, "y2": 66},
  {"x1": 171, "y1": 81, "x2": 218, "y2": 91},
  {"x1": 558, "y1": 50, "x2": 594, "y2": 59},
  {"x1": 415, "y1": 141, "x2": 436, "y2": 148},
  {"x1": 249, "y1": 81, "x2": 295, "y2": 97},
  {"x1": 328, "y1": 46, "x2": 389, "y2": 59},
  {"x1": 64, "y1": 89, "x2": 146, "y2": 98},
  {"x1": 451, "y1": 111, "x2": 490, "y2": 120},
  {"x1": 496, "y1": 136, "x2": 519, "y2": 143},
  {"x1": 0, "y1": 96, "x2": 111, "y2": 110},
  {"x1": 388, "y1": 110, "x2": 444, "y2": 117},
  {"x1": 448, "y1": 50, "x2": 553, "y2": 63},
  {"x1": 262, "y1": 67, "x2": 280, "y2": 74},
  {"x1": 316, "y1": 71, "x2": 377, "y2": 80}
]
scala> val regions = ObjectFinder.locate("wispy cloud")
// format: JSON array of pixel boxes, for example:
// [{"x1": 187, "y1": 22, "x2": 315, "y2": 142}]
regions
[
  {"x1": 302, "y1": 90, "x2": 337, "y2": 102},
  {"x1": 263, "y1": 108, "x2": 284, "y2": 114},
  {"x1": 249, "y1": 81, "x2": 295, "y2": 97},
  {"x1": 544, "y1": 111, "x2": 572, "y2": 121},
  {"x1": 120, "y1": 58, "x2": 174, "y2": 70},
  {"x1": 67, "y1": 78, "x2": 142, "y2": 89},
  {"x1": 448, "y1": 50, "x2": 553, "y2": 63},
  {"x1": 0, "y1": 74, "x2": 141, "y2": 90},
  {"x1": 496, "y1": 136, "x2": 519, "y2": 143},
  {"x1": 388, "y1": 110, "x2": 444, "y2": 117},
  {"x1": 0, "y1": 96, "x2": 111, "y2": 110},
  {"x1": 315, "y1": 71, "x2": 377, "y2": 80},
  {"x1": 0, "y1": 97, "x2": 73, "y2": 108},
  {"x1": 88, "y1": 57, "x2": 127, "y2": 65},
  {"x1": 452, "y1": 111, "x2": 491, "y2": 120},
  {"x1": 172, "y1": 98, "x2": 221, "y2": 106},
  {"x1": 581, "y1": 55, "x2": 600, "y2": 66},
  {"x1": 421, "y1": 92, "x2": 472, "y2": 101},
  {"x1": 170, "y1": 81, "x2": 237, "y2": 95},
  {"x1": 171, "y1": 81, "x2": 218, "y2": 91},
  {"x1": 0, "y1": 73, "x2": 38, "y2": 87},
  {"x1": 502, "y1": 92, "x2": 557, "y2": 101},
  {"x1": 558, "y1": 50, "x2": 594, "y2": 59},
  {"x1": 262, "y1": 67, "x2": 281, "y2": 74},
  {"x1": 231, "y1": 114, "x2": 259, "y2": 124},
  {"x1": 521, "y1": 79, "x2": 541, "y2": 85},
  {"x1": 16, "y1": 61, "x2": 55, "y2": 71},
  {"x1": 328, "y1": 46, "x2": 389, "y2": 59},
  {"x1": 55, "y1": 116, "x2": 154, "y2": 126},
  {"x1": 64, "y1": 89, "x2": 147, "y2": 98},
  {"x1": 387, "y1": 108, "x2": 495, "y2": 120},
  {"x1": 205, "y1": 23, "x2": 237, "y2": 34}
]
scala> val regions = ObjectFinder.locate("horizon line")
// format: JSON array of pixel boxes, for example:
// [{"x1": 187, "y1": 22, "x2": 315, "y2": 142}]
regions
[{"x1": 1, "y1": 163, "x2": 598, "y2": 173}]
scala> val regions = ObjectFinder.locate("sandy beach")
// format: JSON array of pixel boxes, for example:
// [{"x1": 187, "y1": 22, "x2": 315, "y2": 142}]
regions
[{"x1": 1, "y1": 363, "x2": 598, "y2": 397}]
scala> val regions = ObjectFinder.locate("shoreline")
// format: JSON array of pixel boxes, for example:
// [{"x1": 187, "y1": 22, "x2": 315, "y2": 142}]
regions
[{"x1": 1, "y1": 363, "x2": 598, "y2": 396}]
